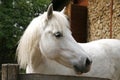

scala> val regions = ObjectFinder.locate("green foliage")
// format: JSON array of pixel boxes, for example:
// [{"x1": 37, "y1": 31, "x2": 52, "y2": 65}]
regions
[{"x1": 0, "y1": 0, "x2": 50, "y2": 68}]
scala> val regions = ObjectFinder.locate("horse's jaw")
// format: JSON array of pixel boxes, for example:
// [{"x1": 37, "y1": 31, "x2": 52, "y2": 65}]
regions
[{"x1": 26, "y1": 58, "x2": 76, "y2": 75}]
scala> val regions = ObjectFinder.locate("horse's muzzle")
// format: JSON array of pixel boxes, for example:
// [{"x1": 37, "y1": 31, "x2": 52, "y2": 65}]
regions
[{"x1": 73, "y1": 58, "x2": 92, "y2": 74}]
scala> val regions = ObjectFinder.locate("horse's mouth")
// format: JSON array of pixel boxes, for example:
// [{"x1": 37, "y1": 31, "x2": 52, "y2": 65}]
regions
[{"x1": 73, "y1": 64, "x2": 91, "y2": 75}]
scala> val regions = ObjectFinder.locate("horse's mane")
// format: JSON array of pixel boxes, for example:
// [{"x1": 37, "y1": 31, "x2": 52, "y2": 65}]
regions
[
  {"x1": 16, "y1": 11, "x2": 70, "y2": 68},
  {"x1": 16, "y1": 15, "x2": 44, "y2": 68}
]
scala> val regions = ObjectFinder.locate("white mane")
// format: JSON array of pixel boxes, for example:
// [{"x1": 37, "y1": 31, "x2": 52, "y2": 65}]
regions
[{"x1": 17, "y1": 16, "x2": 41, "y2": 68}]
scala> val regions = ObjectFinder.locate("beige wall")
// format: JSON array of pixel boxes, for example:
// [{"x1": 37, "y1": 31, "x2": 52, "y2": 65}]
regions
[{"x1": 88, "y1": 0, "x2": 120, "y2": 41}]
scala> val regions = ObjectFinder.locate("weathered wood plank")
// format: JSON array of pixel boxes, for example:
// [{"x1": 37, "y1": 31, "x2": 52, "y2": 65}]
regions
[
  {"x1": 19, "y1": 74, "x2": 111, "y2": 80},
  {"x1": 2, "y1": 64, "x2": 19, "y2": 80},
  {"x1": 2, "y1": 64, "x2": 111, "y2": 80}
]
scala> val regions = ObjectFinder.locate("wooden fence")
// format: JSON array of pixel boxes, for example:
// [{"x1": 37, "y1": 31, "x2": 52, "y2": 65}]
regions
[{"x1": 1, "y1": 64, "x2": 111, "y2": 80}]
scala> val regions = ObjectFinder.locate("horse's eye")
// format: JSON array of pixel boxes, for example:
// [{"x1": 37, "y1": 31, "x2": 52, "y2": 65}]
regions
[{"x1": 54, "y1": 32, "x2": 63, "y2": 38}]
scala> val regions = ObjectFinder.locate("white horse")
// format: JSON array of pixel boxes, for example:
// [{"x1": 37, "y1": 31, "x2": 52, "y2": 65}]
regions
[{"x1": 17, "y1": 4, "x2": 120, "y2": 80}]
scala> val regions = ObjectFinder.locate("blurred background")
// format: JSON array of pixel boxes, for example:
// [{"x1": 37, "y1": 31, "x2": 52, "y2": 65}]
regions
[{"x1": 0, "y1": 0, "x2": 51, "y2": 71}]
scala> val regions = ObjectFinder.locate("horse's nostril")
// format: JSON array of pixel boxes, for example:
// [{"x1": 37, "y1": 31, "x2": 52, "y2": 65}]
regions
[{"x1": 85, "y1": 58, "x2": 92, "y2": 67}]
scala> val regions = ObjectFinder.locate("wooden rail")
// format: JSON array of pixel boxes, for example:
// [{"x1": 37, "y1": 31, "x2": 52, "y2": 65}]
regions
[{"x1": 2, "y1": 64, "x2": 111, "y2": 80}]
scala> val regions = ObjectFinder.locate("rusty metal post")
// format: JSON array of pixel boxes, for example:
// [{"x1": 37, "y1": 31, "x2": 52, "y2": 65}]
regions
[{"x1": 110, "y1": 0, "x2": 113, "y2": 38}]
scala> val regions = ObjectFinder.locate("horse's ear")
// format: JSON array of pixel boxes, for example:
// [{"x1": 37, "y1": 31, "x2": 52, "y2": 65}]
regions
[
  {"x1": 47, "y1": 4, "x2": 53, "y2": 19},
  {"x1": 61, "y1": 7, "x2": 66, "y2": 14}
]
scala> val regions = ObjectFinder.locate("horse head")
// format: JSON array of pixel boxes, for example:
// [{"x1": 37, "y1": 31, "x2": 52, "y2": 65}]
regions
[{"x1": 39, "y1": 4, "x2": 92, "y2": 74}]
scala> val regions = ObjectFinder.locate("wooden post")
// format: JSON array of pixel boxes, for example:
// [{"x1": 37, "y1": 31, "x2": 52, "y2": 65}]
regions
[{"x1": 2, "y1": 64, "x2": 19, "y2": 80}]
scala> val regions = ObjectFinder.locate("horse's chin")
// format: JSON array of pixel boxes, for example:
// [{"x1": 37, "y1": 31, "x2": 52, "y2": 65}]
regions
[
  {"x1": 75, "y1": 70, "x2": 90, "y2": 75},
  {"x1": 76, "y1": 72, "x2": 82, "y2": 75},
  {"x1": 74, "y1": 65, "x2": 91, "y2": 75},
  {"x1": 75, "y1": 71, "x2": 89, "y2": 75}
]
